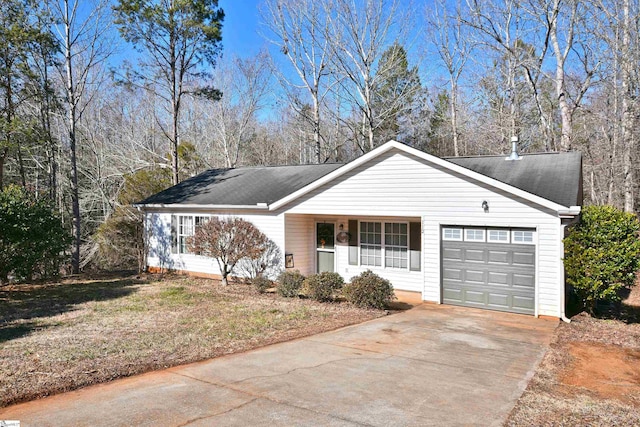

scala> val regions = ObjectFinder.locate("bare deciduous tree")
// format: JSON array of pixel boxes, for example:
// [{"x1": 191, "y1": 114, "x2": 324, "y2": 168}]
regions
[
  {"x1": 48, "y1": 0, "x2": 114, "y2": 273},
  {"x1": 262, "y1": 0, "x2": 334, "y2": 163},
  {"x1": 187, "y1": 217, "x2": 270, "y2": 286}
]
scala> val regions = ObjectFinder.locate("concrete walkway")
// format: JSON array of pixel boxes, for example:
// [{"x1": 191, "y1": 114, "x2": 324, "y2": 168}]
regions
[{"x1": 0, "y1": 304, "x2": 556, "y2": 427}]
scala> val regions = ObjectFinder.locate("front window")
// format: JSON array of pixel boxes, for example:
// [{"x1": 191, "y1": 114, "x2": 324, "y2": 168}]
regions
[
  {"x1": 360, "y1": 221, "x2": 381, "y2": 266},
  {"x1": 385, "y1": 223, "x2": 408, "y2": 268},
  {"x1": 359, "y1": 221, "x2": 408, "y2": 269},
  {"x1": 178, "y1": 216, "x2": 194, "y2": 254}
]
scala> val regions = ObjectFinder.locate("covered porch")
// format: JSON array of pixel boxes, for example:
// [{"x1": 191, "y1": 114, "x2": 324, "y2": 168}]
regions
[{"x1": 283, "y1": 213, "x2": 424, "y2": 304}]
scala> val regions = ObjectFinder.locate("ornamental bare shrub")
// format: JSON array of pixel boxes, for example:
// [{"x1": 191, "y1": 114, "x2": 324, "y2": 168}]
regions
[
  {"x1": 187, "y1": 217, "x2": 269, "y2": 286},
  {"x1": 277, "y1": 270, "x2": 305, "y2": 297},
  {"x1": 343, "y1": 270, "x2": 395, "y2": 309},
  {"x1": 0, "y1": 185, "x2": 70, "y2": 284},
  {"x1": 236, "y1": 238, "x2": 282, "y2": 279},
  {"x1": 303, "y1": 272, "x2": 344, "y2": 302},
  {"x1": 564, "y1": 205, "x2": 640, "y2": 314}
]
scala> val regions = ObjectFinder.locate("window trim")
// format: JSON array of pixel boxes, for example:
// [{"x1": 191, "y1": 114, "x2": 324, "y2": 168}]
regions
[
  {"x1": 511, "y1": 229, "x2": 535, "y2": 245},
  {"x1": 358, "y1": 220, "x2": 410, "y2": 270},
  {"x1": 358, "y1": 221, "x2": 382, "y2": 268},
  {"x1": 442, "y1": 227, "x2": 463, "y2": 241},
  {"x1": 487, "y1": 229, "x2": 510, "y2": 243},
  {"x1": 174, "y1": 214, "x2": 211, "y2": 255},
  {"x1": 464, "y1": 228, "x2": 486, "y2": 242}
]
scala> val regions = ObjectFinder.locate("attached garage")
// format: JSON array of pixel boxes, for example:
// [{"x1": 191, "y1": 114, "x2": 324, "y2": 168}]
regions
[{"x1": 441, "y1": 227, "x2": 536, "y2": 315}]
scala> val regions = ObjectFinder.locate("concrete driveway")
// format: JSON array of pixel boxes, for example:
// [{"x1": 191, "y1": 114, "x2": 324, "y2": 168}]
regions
[{"x1": 0, "y1": 304, "x2": 556, "y2": 427}]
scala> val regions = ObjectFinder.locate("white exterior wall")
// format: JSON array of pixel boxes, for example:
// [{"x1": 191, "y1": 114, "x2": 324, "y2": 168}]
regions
[
  {"x1": 283, "y1": 148, "x2": 563, "y2": 317},
  {"x1": 146, "y1": 210, "x2": 285, "y2": 277},
  {"x1": 283, "y1": 214, "x2": 314, "y2": 276}
]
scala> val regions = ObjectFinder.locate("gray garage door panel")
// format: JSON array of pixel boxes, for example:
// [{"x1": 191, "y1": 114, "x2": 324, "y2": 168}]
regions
[{"x1": 442, "y1": 238, "x2": 535, "y2": 315}]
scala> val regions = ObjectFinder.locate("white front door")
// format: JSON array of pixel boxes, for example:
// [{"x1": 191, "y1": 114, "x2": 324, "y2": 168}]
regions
[{"x1": 316, "y1": 223, "x2": 335, "y2": 273}]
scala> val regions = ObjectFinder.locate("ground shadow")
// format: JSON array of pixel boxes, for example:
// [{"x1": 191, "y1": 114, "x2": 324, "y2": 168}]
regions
[
  {"x1": 0, "y1": 275, "x2": 144, "y2": 342},
  {"x1": 565, "y1": 286, "x2": 640, "y2": 324}
]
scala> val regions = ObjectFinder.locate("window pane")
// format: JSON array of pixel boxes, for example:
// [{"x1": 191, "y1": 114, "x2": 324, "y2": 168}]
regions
[
  {"x1": 465, "y1": 229, "x2": 485, "y2": 242},
  {"x1": 488, "y1": 230, "x2": 509, "y2": 242},
  {"x1": 443, "y1": 228, "x2": 461, "y2": 240}
]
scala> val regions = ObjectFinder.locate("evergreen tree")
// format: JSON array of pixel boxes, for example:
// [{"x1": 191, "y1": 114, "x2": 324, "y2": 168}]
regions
[
  {"x1": 372, "y1": 43, "x2": 421, "y2": 146},
  {"x1": 114, "y1": 0, "x2": 224, "y2": 186}
]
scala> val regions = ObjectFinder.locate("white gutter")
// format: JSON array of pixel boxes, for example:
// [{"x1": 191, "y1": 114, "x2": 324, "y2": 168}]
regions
[
  {"x1": 133, "y1": 203, "x2": 270, "y2": 211},
  {"x1": 558, "y1": 206, "x2": 581, "y2": 217},
  {"x1": 559, "y1": 222, "x2": 571, "y2": 323}
]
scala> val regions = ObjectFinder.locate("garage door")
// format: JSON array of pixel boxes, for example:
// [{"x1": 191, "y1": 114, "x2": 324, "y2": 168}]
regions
[{"x1": 441, "y1": 227, "x2": 535, "y2": 315}]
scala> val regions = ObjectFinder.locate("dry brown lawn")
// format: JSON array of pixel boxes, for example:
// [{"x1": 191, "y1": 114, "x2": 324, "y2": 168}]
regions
[
  {"x1": 506, "y1": 286, "x2": 640, "y2": 426},
  {"x1": 0, "y1": 272, "x2": 383, "y2": 408}
]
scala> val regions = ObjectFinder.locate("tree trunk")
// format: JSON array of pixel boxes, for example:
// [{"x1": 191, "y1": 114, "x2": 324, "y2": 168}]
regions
[
  {"x1": 65, "y1": 0, "x2": 81, "y2": 274},
  {"x1": 221, "y1": 270, "x2": 229, "y2": 286},
  {"x1": 313, "y1": 95, "x2": 321, "y2": 164},
  {"x1": 622, "y1": 0, "x2": 634, "y2": 212},
  {"x1": 450, "y1": 77, "x2": 459, "y2": 156}
]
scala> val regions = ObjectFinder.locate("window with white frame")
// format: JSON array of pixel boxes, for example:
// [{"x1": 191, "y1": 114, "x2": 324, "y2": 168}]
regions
[
  {"x1": 488, "y1": 229, "x2": 509, "y2": 243},
  {"x1": 464, "y1": 228, "x2": 485, "y2": 242},
  {"x1": 512, "y1": 230, "x2": 534, "y2": 244},
  {"x1": 385, "y1": 223, "x2": 408, "y2": 268},
  {"x1": 173, "y1": 215, "x2": 210, "y2": 254},
  {"x1": 178, "y1": 216, "x2": 194, "y2": 254},
  {"x1": 360, "y1": 221, "x2": 382, "y2": 266},
  {"x1": 359, "y1": 221, "x2": 409, "y2": 269},
  {"x1": 442, "y1": 227, "x2": 462, "y2": 241}
]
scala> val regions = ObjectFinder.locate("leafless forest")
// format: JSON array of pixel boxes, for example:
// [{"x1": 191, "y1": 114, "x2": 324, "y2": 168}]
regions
[{"x1": 1, "y1": 0, "x2": 638, "y2": 270}]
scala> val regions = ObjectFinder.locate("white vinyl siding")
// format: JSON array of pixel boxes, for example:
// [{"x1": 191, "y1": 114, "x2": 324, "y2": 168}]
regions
[{"x1": 285, "y1": 148, "x2": 564, "y2": 317}]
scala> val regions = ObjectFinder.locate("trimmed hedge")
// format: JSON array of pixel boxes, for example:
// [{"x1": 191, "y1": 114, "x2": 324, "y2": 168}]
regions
[
  {"x1": 303, "y1": 272, "x2": 344, "y2": 302},
  {"x1": 564, "y1": 205, "x2": 640, "y2": 314},
  {"x1": 343, "y1": 270, "x2": 395, "y2": 309},
  {"x1": 277, "y1": 270, "x2": 305, "y2": 297}
]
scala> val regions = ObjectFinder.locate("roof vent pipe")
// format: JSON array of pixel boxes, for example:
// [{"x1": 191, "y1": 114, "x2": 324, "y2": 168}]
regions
[{"x1": 506, "y1": 136, "x2": 521, "y2": 161}]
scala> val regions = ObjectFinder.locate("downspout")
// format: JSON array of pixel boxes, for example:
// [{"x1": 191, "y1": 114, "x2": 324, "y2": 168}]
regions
[{"x1": 559, "y1": 224, "x2": 571, "y2": 324}]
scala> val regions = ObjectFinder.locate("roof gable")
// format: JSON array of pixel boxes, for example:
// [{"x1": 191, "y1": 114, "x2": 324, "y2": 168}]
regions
[{"x1": 270, "y1": 141, "x2": 581, "y2": 213}]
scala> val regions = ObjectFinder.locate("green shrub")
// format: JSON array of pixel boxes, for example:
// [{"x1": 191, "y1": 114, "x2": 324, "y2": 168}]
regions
[
  {"x1": 0, "y1": 185, "x2": 70, "y2": 284},
  {"x1": 303, "y1": 272, "x2": 344, "y2": 302},
  {"x1": 252, "y1": 275, "x2": 273, "y2": 294},
  {"x1": 277, "y1": 270, "x2": 305, "y2": 297},
  {"x1": 343, "y1": 270, "x2": 395, "y2": 309},
  {"x1": 564, "y1": 205, "x2": 640, "y2": 314}
]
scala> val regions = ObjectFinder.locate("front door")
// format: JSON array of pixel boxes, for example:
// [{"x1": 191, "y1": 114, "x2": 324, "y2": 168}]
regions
[{"x1": 316, "y1": 223, "x2": 335, "y2": 273}]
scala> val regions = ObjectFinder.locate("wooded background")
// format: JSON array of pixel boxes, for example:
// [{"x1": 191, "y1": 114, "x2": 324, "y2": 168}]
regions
[{"x1": 1, "y1": 0, "x2": 638, "y2": 271}]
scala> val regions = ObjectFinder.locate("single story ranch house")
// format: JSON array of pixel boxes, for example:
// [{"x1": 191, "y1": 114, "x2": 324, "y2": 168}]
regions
[{"x1": 136, "y1": 140, "x2": 582, "y2": 319}]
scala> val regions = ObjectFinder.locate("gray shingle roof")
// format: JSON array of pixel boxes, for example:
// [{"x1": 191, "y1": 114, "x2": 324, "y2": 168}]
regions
[
  {"x1": 137, "y1": 163, "x2": 344, "y2": 206},
  {"x1": 446, "y1": 151, "x2": 583, "y2": 208},
  {"x1": 137, "y1": 150, "x2": 582, "y2": 209}
]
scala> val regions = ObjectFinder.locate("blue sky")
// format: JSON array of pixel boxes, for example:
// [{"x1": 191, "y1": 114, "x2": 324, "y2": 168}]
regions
[{"x1": 220, "y1": 0, "x2": 266, "y2": 58}]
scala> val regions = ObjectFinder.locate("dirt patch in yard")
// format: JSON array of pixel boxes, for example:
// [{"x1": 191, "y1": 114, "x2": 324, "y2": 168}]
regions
[
  {"x1": 561, "y1": 342, "x2": 640, "y2": 405},
  {"x1": 506, "y1": 286, "x2": 640, "y2": 426}
]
